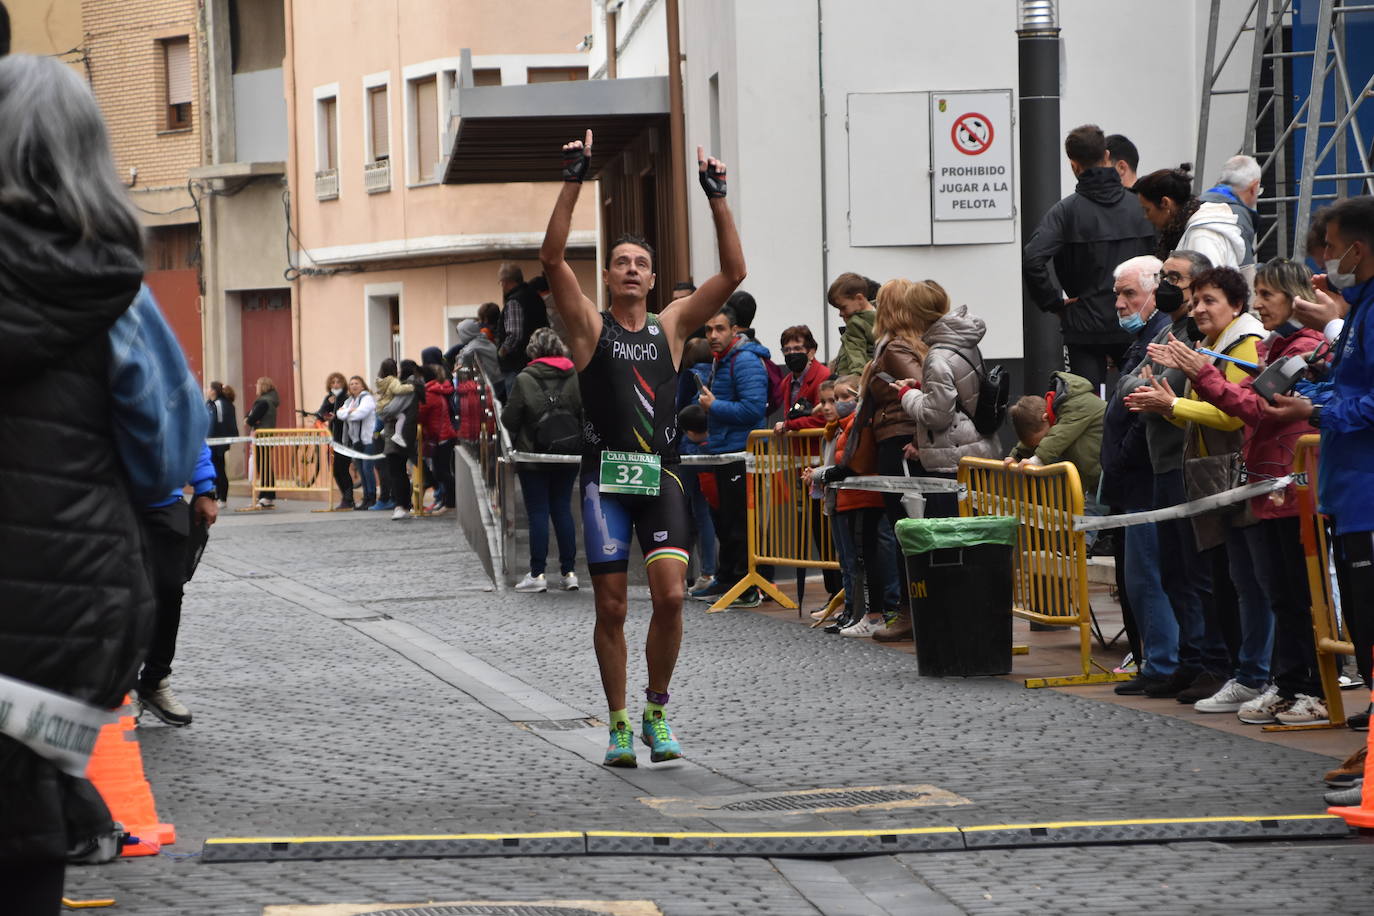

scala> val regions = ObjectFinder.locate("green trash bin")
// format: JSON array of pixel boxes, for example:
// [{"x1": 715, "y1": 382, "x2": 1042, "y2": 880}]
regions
[{"x1": 896, "y1": 515, "x2": 1018, "y2": 677}]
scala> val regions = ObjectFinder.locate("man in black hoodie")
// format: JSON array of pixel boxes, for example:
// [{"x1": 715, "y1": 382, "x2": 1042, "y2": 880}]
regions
[{"x1": 1023, "y1": 124, "x2": 1156, "y2": 391}]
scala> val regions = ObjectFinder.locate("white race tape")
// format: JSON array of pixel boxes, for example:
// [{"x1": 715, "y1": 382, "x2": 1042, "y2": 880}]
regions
[
  {"x1": 0, "y1": 674, "x2": 115, "y2": 777},
  {"x1": 833, "y1": 475, "x2": 967, "y2": 498},
  {"x1": 1072, "y1": 476, "x2": 1292, "y2": 532},
  {"x1": 205, "y1": 436, "x2": 252, "y2": 446},
  {"x1": 328, "y1": 440, "x2": 386, "y2": 462},
  {"x1": 504, "y1": 450, "x2": 754, "y2": 469}
]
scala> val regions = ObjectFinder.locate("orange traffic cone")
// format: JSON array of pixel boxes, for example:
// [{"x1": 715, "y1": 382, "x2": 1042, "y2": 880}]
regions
[
  {"x1": 86, "y1": 696, "x2": 175, "y2": 857},
  {"x1": 1328, "y1": 671, "x2": 1374, "y2": 830}
]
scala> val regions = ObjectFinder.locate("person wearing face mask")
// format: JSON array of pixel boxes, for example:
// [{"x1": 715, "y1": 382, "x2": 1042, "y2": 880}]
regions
[
  {"x1": 1116, "y1": 250, "x2": 1234, "y2": 702},
  {"x1": 317, "y1": 372, "x2": 355, "y2": 509},
  {"x1": 1144, "y1": 258, "x2": 1326, "y2": 725},
  {"x1": 772, "y1": 325, "x2": 831, "y2": 433},
  {"x1": 1128, "y1": 268, "x2": 1269, "y2": 719},
  {"x1": 1268, "y1": 196, "x2": 1374, "y2": 736},
  {"x1": 1100, "y1": 255, "x2": 1177, "y2": 695}
]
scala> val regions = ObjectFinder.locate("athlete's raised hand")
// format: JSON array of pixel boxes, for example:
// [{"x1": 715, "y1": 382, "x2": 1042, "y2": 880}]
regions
[
  {"x1": 562, "y1": 129, "x2": 593, "y2": 182},
  {"x1": 697, "y1": 146, "x2": 727, "y2": 199}
]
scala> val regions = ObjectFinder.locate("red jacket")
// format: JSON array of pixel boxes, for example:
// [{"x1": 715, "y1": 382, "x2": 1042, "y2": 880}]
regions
[
  {"x1": 773, "y1": 358, "x2": 831, "y2": 427},
  {"x1": 1190, "y1": 327, "x2": 1323, "y2": 519},
  {"x1": 832, "y1": 412, "x2": 883, "y2": 512},
  {"x1": 419, "y1": 379, "x2": 459, "y2": 446}
]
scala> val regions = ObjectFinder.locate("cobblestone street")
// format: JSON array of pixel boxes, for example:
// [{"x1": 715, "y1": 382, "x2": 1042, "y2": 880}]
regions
[{"x1": 63, "y1": 503, "x2": 1374, "y2": 914}]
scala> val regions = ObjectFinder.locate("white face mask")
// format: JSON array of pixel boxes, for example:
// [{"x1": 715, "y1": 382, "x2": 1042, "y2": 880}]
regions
[
  {"x1": 1326, "y1": 244, "x2": 1359, "y2": 291},
  {"x1": 330, "y1": 387, "x2": 344, "y2": 396}
]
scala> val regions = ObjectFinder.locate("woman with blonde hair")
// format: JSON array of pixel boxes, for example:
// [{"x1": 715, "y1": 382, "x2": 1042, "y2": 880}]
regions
[
  {"x1": 853, "y1": 279, "x2": 947, "y2": 640},
  {"x1": 894, "y1": 280, "x2": 1001, "y2": 511}
]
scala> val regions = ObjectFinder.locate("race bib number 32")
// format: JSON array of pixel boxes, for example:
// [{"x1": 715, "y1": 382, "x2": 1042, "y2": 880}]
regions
[{"x1": 599, "y1": 450, "x2": 661, "y2": 496}]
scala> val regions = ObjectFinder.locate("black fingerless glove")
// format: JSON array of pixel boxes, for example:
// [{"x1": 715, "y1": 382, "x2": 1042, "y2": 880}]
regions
[
  {"x1": 699, "y1": 160, "x2": 727, "y2": 199},
  {"x1": 562, "y1": 146, "x2": 590, "y2": 182}
]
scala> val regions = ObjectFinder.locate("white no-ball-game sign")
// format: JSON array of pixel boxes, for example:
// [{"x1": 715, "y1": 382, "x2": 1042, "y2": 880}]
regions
[{"x1": 930, "y1": 91, "x2": 1014, "y2": 222}]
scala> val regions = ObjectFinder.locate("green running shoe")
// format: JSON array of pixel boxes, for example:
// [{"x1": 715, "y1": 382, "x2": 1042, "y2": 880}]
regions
[
  {"x1": 604, "y1": 721, "x2": 638, "y2": 768},
  {"x1": 641, "y1": 709, "x2": 683, "y2": 762}
]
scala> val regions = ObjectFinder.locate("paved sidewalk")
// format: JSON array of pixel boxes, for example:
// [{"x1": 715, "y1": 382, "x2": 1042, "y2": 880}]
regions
[{"x1": 63, "y1": 501, "x2": 1372, "y2": 914}]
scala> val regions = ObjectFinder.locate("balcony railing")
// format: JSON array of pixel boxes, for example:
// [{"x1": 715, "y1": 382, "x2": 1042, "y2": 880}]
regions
[
  {"x1": 364, "y1": 159, "x2": 391, "y2": 194},
  {"x1": 314, "y1": 169, "x2": 339, "y2": 201}
]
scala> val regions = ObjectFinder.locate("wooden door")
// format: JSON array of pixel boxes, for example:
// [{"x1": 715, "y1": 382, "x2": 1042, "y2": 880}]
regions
[{"x1": 240, "y1": 289, "x2": 295, "y2": 427}]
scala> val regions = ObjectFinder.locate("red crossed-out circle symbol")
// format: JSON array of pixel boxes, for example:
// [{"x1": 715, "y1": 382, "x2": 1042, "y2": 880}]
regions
[{"x1": 951, "y1": 113, "x2": 993, "y2": 156}]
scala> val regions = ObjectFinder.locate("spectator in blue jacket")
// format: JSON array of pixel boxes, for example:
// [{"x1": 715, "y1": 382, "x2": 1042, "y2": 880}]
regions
[
  {"x1": 136, "y1": 443, "x2": 217, "y2": 728},
  {"x1": 1272, "y1": 195, "x2": 1374, "y2": 725},
  {"x1": 693, "y1": 303, "x2": 771, "y2": 608}
]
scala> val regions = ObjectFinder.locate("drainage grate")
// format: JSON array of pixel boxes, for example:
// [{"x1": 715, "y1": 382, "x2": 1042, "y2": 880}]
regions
[
  {"x1": 361, "y1": 908, "x2": 605, "y2": 916},
  {"x1": 717, "y1": 788, "x2": 933, "y2": 813},
  {"x1": 519, "y1": 718, "x2": 600, "y2": 732}
]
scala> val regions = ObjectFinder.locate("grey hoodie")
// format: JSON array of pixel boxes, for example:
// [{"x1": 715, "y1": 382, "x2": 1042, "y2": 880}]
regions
[{"x1": 899, "y1": 305, "x2": 1002, "y2": 473}]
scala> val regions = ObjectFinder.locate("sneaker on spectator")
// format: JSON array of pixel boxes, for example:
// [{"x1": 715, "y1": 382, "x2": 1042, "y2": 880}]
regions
[
  {"x1": 1339, "y1": 674, "x2": 1365, "y2": 690},
  {"x1": 1237, "y1": 684, "x2": 1285, "y2": 724},
  {"x1": 391, "y1": 506, "x2": 408, "y2": 520},
  {"x1": 135, "y1": 679, "x2": 191, "y2": 727},
  {"x1": 1275, "y1": 693, "x2": 1329, "y2": 725},
  {"x1": 1350, "y1": 708, "x2": 1371, "y2": 731},
  {"x1": 689, "y1": 578, "x2": 726, "y2": 602},
  {"x1": 1113, "y1": 652, "x2": 1137, "y2": 675},
  {"x1": 1324, "y1": 746, "x2": 1368, "y2": 787},
  {"x1": 1143, "y1": 668, "x2": 1196, "y2": 699},
  {"x1": 1324, "y1": 784, "x2": 1365, "y2": 807},
  {"x1": 561, "y1": 572, "x2": 579, "y2": 591},
  {"x1": 1194, "y1": 679, "x2": 1262, "y2": 714},
  {"x1": 430, "y1": 506, "x2": 450, "y2": 516},
  {"x1": 841, "y1": 616, "x2": 881, "y2": 638},
  {"x1": 257, "y1": 497, "x2": 274, "y2": 508},
  {"x1": 369, "y1": 500, "x2": 395, "y2": 511},
  {"x1": 1115, "y1": 674, "x2": 1170, "y2": 696},
  {"x1": 1176, "y1": 671, "x2": 1229, "y2": 705},
  {"x1": 692, "y1": 575, "x2": 714, "y2": 592},
  {"x1": 727, "y1": 587, "x2": 761, "y2": 609},
  {"x1": 515, "y1": 573, "x2": 547, "y2": 593}
]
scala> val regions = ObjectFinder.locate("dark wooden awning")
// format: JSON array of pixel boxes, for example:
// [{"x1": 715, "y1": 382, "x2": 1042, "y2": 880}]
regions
[{"x1": 442, "y1": 71, "x2": 669, "y2": 185}]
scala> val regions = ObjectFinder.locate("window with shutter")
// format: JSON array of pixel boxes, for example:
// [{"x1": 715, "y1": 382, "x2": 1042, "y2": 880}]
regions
[
  {"x1": 414, "y1": 76, "x2": 438, "y2": 182},
  {"x1": 321, "y1": 97, "x2": 338, "y2": 170},
  {"x1": 369, "y1": 86, "x2": 389, "y2": 161},
  {"x1": 163, "y1": 37, "x2": 192, "y2": 130}
]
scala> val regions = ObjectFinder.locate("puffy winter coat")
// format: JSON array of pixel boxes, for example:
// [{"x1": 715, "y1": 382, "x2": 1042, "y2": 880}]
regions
[
  {"x1": 420, "y1": 379, "x2": 460, "y2": 446},
  {"x1": 1317, "y1": 275, "x2": 1374, "y2": 535},
  {"x1": 706, "y1": 335, "x2": 771, "y2": 453},
  {"x1": 1178, "y1": 201, "x2": 1245, "y2": 269},
  {"x1": 831, "y1": 307, "x2": 877, "y2": 377},
  {"x1": 1190, "y1": 325, "x2": 1323, "y2": 520},
  {"x1": 898, "y1": 306, "x2": 1001, "y2": 473},
  {"x1": 1022, "y1": 166, "x2": 1155, "y2": 345},
  {"x1": 867, "y1": 335, "x2": 925, "y2": 443},
  {"x1": 1011, "y1": 371, "x2": 1105, "y2": 496},
  {"x1": 0, "y1": 210, "x2": 154, "y2": 860}
]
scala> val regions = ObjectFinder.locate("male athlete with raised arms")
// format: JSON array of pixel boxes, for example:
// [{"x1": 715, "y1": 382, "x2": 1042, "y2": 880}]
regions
[{"x1": 540, "y1": 129, "x2": 746, "y2": 766}]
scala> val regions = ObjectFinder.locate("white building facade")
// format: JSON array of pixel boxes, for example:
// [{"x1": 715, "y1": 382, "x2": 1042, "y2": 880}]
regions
[{"x1": 591, "y1": 0, "x2": 1250, "y2": 369}]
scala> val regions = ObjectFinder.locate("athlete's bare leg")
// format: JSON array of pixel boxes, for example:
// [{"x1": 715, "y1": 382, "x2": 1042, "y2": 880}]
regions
[
  {"x1": 591, "y1": 572, "x2": 630, "y2": 711},
  {"x1": 644, "y1": 561, "x2": 686, "y2": 695}
]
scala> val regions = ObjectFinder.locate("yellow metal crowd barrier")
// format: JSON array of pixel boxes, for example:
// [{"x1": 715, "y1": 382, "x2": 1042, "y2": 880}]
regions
[
  {"x1": 709, "y1": 428, "x2": 843, "y2": 614},
  {"x1": 244, "y1": 428, "x2": 334, "y2": 507},
  {"x1": 1291, "y1": 434, "x2": 1355, "y2": 730},
  {"x1": 958, "y1": 457, "x2": 1128, "y2": 688}
]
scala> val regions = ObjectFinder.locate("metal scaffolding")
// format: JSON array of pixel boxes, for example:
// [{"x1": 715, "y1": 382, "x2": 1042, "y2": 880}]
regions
[{"x1": 1196, "y1": 0, "x2": 1374, "y2": 258}]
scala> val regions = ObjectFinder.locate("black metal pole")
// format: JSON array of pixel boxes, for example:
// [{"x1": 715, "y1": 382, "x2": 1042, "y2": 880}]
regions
[{"x1": 1017, "y1": 5, "x2": 1064, "y2": 395}]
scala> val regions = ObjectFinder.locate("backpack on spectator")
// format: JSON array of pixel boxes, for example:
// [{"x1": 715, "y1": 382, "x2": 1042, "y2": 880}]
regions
[
  {"x1": 932, "y1": 345, "x2": 1010, "y2": 436},
  {"x1": 763, "y1": 358, "x2": 788, "y2": 416},
  {"x1": 530, "y1": 374, "x2": 582, "y2": 454}
]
